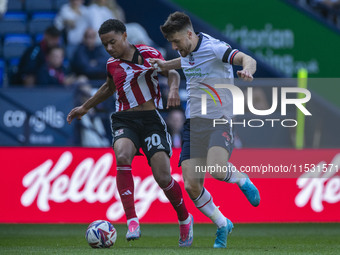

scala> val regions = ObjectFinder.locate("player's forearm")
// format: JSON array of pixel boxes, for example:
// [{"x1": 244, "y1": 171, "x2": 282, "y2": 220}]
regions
[
  {"x1": 241, "y1": 55, "x2": 257, "y2": 75},
  {"x1": 164, "y1": 58, "x2": 181, "y2": 70},
  {"x1": 82, "y1": 82, "x2": 113, "y2": 111},
  {"x1": 167, "y1": 70, "x2": 180, "y2": 90}
]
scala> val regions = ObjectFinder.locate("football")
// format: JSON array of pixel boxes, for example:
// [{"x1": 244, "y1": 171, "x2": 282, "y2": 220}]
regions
[{"x1": 85, "y1": 220, "x2": 117, "y2": 248}]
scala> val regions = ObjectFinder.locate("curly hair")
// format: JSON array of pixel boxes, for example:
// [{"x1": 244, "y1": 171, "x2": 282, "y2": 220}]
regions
[{"x1": 98, "y1": 19, "x2": 126, "y2": 35}]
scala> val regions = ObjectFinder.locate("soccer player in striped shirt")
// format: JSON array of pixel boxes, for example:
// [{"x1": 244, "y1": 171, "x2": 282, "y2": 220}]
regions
[
  {"x1": 150, "y1": 12, "x2": 260, "y2": 248},
  {"x1": 67, "y1": 19, "x2": 193, "y2": 247}
]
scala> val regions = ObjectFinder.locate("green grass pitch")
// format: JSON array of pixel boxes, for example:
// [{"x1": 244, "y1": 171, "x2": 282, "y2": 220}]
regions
[{"x1": 0, "y1": 223, "x2": 339, "y2": 254}]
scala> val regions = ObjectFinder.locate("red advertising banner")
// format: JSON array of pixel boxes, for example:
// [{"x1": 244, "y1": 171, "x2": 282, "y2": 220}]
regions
[{"x1": 1, "y1": 147, "x2": 339, "y2": 223}]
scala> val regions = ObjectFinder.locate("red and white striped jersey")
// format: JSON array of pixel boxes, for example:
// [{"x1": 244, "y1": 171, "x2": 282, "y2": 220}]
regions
[{"x1": 106, "y1": 44, "x2": 164, "y2": 112}]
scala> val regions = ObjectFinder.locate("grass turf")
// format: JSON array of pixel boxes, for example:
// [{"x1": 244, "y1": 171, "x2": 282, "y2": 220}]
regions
[{"x1": 0, "y1": 223, "x2": 339, "y2": 254}]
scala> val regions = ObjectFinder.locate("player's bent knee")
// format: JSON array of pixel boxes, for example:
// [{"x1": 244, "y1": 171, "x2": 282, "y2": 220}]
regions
[
  {"x1": 115, "y1": 154, "x2": 133, "y2": 165},
  {"x1": 184, "y1": 181, "x2": 202, "y2": 199},
  {"x1": 153, "y1": 172, "x2": 172, "y2": 188}
]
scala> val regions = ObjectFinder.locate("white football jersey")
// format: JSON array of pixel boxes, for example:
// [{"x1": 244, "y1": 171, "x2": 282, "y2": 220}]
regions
[{"x1": 181, "y1": 32, "x2": 239, "y2": 119}]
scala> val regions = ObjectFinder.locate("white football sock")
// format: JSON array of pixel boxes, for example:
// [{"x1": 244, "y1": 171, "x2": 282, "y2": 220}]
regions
[
  {"x1": 224, "y1": 162, "x2": 246, "y2": 187},
  {"x1": 193, "y1": 188, "x2": 227, "y2": 228},
  {"x1": 179, "y1": 215, "x2": 191, "y2": 225}
]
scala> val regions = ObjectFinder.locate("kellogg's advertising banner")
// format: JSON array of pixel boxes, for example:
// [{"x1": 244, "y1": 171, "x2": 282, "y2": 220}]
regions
[{"x1": 0, "y1": 147, "x2": 339, "y2": 223}]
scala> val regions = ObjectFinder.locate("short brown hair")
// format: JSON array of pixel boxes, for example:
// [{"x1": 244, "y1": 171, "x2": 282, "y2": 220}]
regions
[{"x1": 160, "y1": 12, "x2": 193, "y2": 38}]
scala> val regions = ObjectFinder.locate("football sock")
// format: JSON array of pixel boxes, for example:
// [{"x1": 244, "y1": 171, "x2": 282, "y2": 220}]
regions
[
  {"x1": 116, "y1": 165, "x2": 137, "y2": 220},
  {"x1": 223, "y1": 162, "x2": 246, "y2": 187},
  {"x1": 161, "y1": 177, "x2": 189, "y2": 221},
  {"x1": 193, "y1": 187, "x2": 227, "y2": 228},
  {"x1": 179, "y1": 215, "x2": 191, "y2": 225}
]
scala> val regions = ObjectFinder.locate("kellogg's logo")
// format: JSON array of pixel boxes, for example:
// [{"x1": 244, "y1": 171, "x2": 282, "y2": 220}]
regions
[
  {"x1": 20, "y1": 152, "x2": 181, "y2": 220},
  {"x1": 295, "y1": 154, "x2": 340, "y2": 212}
]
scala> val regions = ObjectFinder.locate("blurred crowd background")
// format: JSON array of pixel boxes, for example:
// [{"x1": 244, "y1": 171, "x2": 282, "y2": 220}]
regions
[{"x1": 0, "y1": 0, "x2": 339, "y2": 149}]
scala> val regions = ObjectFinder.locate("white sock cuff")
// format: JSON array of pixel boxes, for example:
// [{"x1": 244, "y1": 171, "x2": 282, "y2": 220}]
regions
[{"x1": 179, "y1": 215, "x2": 191, "y2": 225}]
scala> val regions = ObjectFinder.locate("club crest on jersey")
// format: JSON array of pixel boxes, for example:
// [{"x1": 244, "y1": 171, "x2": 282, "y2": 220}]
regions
[
  {"x1": 114, "y1": 129, "x2": 124, "y2": 137},
  {"x1": 189, "y1": 53, "x2": 195, "y2": 66}
]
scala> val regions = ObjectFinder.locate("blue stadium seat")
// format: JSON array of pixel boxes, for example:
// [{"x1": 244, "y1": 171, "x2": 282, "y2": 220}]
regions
[
  {"x1": 0, "y1": 12, "x2": 27, "y2": 36},
  {"x1": 25, "y1": 0, "x2": 54, "y2": 13},
  {"x1": 28, "y1": 12, "x2": 56, "y2": 36},
  {"x1": 35, "y1": 34, "x2": 44, "y2": 43},
  {"x1": 0, "y1": 59, "x2": 4, "y2": 87},
  {"x1": 7, "y1": 57, "x2": 20, "y2": 86},
  {"x1": 7, "y1": 0, "x2": 24, "y2": 12},
  {"x1": 54, "y1": 0, "x2": 69, "y2": 11},
  {"x1": 3, "y1": 34, "x2": 32, "y2": 60}
]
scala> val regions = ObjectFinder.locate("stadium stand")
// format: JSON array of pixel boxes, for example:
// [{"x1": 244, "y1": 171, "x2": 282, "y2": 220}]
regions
[
  {"x1": 28, "y1": 12, "x2": 57, "y2": 36},
  {"x1": 294, "y1": 0, "x2": 340, "y2": 28},
  {"x1": 0, "y1": 58, "x2": 4, "y2": 87},
  {"x1": 0, "y1": 12, "x2": 27, "y2": 36},
  {"x1": 3, "y1": 34, "x2": 32, "y2": 60},
  {"x1": 54, "y1": 0, "x2": 69, "y2": 11},
  {"x1": 7, "y1": 0, "x2": 24, "y2": 12},
  {"x1": 24, "y1": 0, "x2": 54, "y2": 13}
]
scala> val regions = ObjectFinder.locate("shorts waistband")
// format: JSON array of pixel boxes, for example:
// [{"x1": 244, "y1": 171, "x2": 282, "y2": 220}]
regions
[{"x1": 111, "y1": 109, "x2": 159, "y2": 119}]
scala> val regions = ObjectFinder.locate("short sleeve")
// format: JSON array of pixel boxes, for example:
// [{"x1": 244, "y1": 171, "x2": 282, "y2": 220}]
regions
[
  {"x1": 152, "y1": 48, "x2": 165, "y2": 61},
  {"x1": 106, "y1": 63, "x2": 112, "y2": 79},
  {"x1": 212, "y1": 40, "x2": 239, "y2": 65}
]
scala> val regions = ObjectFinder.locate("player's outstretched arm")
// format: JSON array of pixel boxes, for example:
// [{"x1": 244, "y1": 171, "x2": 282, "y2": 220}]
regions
[
  {"x1": 233, "y1": 52, "x2": 257, "y2": 81},
  {"x1": 149, "y1": 57, "x2": 181, "y2": 71},
  {"x1": 67, "y1": 77, "x2": 116, "y2": 124},
  {"x1": 160, "y1": 69, "x2": 181, "y2": 108}
]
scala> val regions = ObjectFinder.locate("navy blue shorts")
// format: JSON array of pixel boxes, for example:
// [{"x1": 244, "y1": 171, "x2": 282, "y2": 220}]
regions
[{"x1": 179, "y1": 118, "x2": 234, "y2": 166}]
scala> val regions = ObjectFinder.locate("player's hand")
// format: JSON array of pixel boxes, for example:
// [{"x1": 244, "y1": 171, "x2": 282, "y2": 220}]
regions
[
  {"x1": 237, "y1": 70, "x2": 253, "y2": 81},
  {"x1": 67, "y1": 106, "x2": 88, "y2": 124},
  {"x1": 167, "y1": 88, "x2": 180, "y2": 109},
  {"x1": 149, "y1": 58, "x2": 166, "y2": 71}
]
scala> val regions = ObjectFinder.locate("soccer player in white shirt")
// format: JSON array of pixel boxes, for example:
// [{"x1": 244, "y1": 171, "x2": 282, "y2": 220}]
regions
[{"x1": 150, "y1": 12, "x2": 260, "y2": 248}]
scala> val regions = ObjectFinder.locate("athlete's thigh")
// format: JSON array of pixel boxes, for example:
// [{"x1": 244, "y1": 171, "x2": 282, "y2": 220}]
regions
[
  {"x1": 113, "y1": 137, "x2": 138, "y2": 163},
  {"x1": 207, "y1": 146, "x2": 230, "y2": 166},
  {"x1": 207, "y1": 125, "x2": 234, "y2": 163},
  {"x1": 111, "y1": 113, "x2": 142, "y2": 152},
  {"x1": 141, "y1": 112, "x2": 172, "y2": 165}
]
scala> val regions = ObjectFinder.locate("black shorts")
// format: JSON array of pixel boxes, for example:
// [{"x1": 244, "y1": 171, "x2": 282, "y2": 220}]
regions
[
  {"x1": 111, "y1": 110, "x2": 172, "y2": 165},
  {"x1": 179, "y1": 118, "x2": 234, "y2": 166}
]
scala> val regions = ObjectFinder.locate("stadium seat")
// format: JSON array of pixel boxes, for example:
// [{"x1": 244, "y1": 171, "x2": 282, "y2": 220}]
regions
[
  {"x1": 0, "y1": 59, "x2": 4, "y2": 87},
  {"x1": 3, "y1": 34, "x2": 32, "y2": 60},
  {"x1": 28, "y1": 12, "x2": 56, "y2": 36},
  {"x1": 0, "y1": 13, "x2": 27, "y2": 36},
  {"x1": 35, "y1": 34, "x2": 44, "y2": 43},
  {"x1": 24, "y1": 0, "x2": 54, "y2": 13},
  {"x1": 54, "y1": 0, "x2": 69, "y2": 11},
  {"x1": 7, "y1": 0, "x2": 24, "y2": 12},
  {"x1": 7, "y1": 58, "x2": 20, "y2": 86}
]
